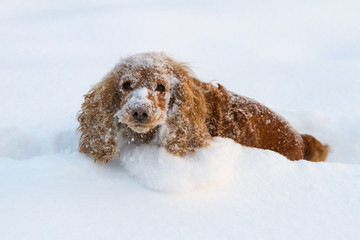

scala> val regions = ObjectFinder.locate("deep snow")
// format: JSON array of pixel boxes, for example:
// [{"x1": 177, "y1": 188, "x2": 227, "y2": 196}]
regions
[{"x1": 1, "y1": 0, "x2": 360, "y2": 239}]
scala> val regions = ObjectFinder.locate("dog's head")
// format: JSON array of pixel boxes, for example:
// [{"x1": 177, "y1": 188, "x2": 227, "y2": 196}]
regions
[
  {"x1": 113, "y1": 52, "x2": 178, "y2": 133},
  {"x1": 78, "y1": 52, "x2": 211, "y2": 161}
]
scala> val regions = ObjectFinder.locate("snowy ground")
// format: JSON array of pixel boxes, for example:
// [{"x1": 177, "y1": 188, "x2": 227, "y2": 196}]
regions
[{"x1": 1, "y1": 0, "x2": 360, "y2": 239}]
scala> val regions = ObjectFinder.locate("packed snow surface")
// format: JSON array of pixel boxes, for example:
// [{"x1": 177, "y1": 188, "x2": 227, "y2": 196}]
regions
[{"x1": 1, "y1": 0, "x2": 360, "y2": 240}]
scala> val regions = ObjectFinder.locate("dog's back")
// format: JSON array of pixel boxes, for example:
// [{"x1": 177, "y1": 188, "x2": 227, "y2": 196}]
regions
[{"x1": 203, "y1": 83, "x2": 329, "y2": 162}]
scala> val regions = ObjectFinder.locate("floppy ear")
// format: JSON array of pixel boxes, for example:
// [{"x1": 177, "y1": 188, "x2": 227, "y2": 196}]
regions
[
  {"x1": 77, "y1": 73, "x2": 121, "y2": 163},
  {"x1": 160, "y1": 63, "x2": 212, "y2": 156}
]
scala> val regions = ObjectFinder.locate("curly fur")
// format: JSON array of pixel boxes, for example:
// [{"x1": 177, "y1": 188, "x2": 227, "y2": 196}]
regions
[{"x1": 78, "y1": 52, "x2": 329, "y2": 163}]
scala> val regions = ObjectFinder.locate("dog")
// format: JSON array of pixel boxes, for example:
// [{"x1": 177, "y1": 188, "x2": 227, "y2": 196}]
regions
[{"x1": 78, "y1": 52, "x2": 329, "y2": 163}]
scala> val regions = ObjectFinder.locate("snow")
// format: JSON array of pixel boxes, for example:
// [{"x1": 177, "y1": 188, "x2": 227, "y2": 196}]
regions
[
  {"x1": 120, "y1": 137, "x2": 237, "y2": 192},
  {"x1": 116, "y1": 87, "x2": 153, "y2": 118},
  {"x1": 1, "y1": 0, "x2": 360, "y2": 239},
  {"x1": 116, "y1": 52, "x2": 173, "y2": 71},
  {"x1": 132, "y1": 87, "x2": 148, "y2": 99}
]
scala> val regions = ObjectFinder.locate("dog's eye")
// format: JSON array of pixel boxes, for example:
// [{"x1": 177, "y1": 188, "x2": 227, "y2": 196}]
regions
[
  {"x1": 123, "y1": 81, "x2": 132, "y2": 90},
  {"x1": 156, "y1": 84, "x2": 165, "y2": 92}
]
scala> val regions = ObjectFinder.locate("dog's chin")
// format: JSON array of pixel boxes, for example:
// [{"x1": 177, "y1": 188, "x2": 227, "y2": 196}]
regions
[{"x1": 128, "y1": 123, "x2": 156, "y2": 134}]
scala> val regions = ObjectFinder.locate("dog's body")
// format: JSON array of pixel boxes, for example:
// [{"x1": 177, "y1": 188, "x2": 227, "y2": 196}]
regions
[
  {"x1": 78, "y1": 52, "x2": 329, "y2": 163},
  {"x1": 202, "y1": 83, "x2": 328, "y2": 161}
]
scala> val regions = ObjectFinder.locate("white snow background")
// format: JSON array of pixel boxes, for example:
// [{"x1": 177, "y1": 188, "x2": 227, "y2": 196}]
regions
[{"x1": 1, "y1": 0, "x2": 360, "y2": 239}]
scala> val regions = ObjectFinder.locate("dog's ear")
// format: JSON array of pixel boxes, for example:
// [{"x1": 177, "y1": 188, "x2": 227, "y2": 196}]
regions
[
  {"x1": 77, "y1": 73, "x2": 121, "y2": 163},
  {"x1": 161, "y1": 62, "x2": 212, "y2": 156}
]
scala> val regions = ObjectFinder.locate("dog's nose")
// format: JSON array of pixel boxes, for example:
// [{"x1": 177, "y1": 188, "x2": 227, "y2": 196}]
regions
[{"x1": 132, "y1": 108, "x2": 149, "y2": 122}]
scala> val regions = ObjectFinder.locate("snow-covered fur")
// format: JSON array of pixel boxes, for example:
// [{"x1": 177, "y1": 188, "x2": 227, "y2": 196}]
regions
[{"x1": 78, "y1": 52, "x2": 329, "y2": 163}]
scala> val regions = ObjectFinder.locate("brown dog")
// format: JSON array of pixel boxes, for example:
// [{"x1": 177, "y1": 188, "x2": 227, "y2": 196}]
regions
[{"x1": 78, "y1": 52, "x2": 329, "y2": 163}]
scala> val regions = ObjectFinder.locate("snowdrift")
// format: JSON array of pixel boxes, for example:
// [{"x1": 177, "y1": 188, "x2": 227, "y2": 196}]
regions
[{"x1": 1, "y1": 1, "x2": 360, "y2": 239}]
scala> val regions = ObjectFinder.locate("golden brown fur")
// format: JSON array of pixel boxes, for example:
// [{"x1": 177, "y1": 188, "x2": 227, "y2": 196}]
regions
[{"x1": 78, "y1": 52, "x2": 329, "y2": 163}]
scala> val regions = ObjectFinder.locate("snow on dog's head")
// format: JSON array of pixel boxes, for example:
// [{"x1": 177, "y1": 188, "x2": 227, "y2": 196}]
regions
[{"x1": 113, "y1": 52, "x2": 175, "y2": 133}]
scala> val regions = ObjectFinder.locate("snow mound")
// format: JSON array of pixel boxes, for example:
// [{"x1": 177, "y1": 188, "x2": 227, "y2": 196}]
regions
[
  {"x1": 120, "y1": 137, "x2": 240, "y2": 192},
  {"x1": 0, "y1": 127, "x2": 79, "y2": 159}
]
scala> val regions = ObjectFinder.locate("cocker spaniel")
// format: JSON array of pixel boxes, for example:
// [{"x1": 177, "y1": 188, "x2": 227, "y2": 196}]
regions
[{"x1": 78, "y1": 52, "x2": 329, "y2": 163}]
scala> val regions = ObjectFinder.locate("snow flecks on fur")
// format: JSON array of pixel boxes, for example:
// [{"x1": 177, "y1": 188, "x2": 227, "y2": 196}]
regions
[
  {"x1": 117, "y1": 52, "x2": 172, "y2": 69},
  {"x1": 113, "y1": 52, "x2": 178, "y2": 85},
  {"x1": 111, "y1": 53, "x2": 177, "y2": 135},
  {"x1": 228, "y1": 90, "x2": 302, "y2": 142},
  {"x1": 78, "y1": 52, "x2": 327, "y2": 163},
  {"x1": 204, "y1": 84, "x2": 310, "y2": 160}
]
